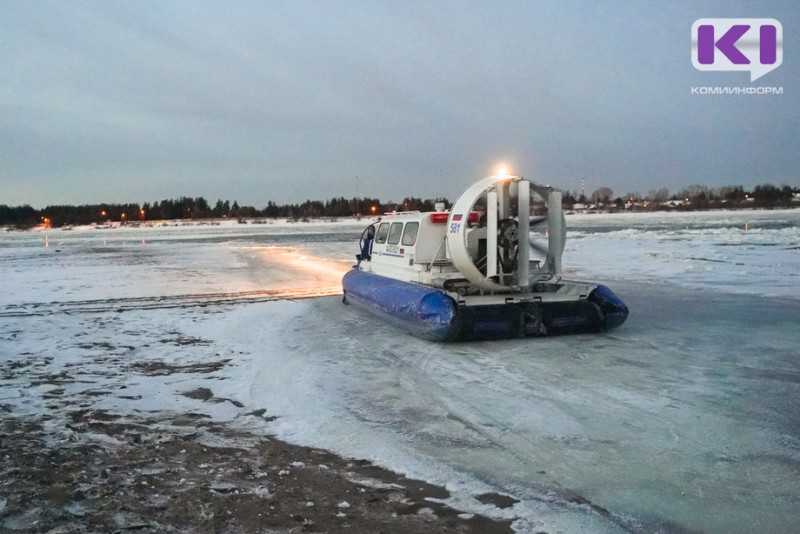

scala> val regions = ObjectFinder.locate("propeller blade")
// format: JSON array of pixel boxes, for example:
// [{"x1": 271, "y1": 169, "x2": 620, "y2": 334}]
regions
[
  {"x1": 529, "y1": 216, "x2": 548, "y2": 227},
  {"x1": 487, "y1": 189, "x2": 498, "y2": 278},
  {"x1": 517, "y1": 180, "x2": 530, "y2": 287}
]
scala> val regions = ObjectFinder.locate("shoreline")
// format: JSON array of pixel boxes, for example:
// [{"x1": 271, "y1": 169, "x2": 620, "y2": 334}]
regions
[
  {"x1": 0, "y1": 407, "x2": 514, "y2": 533},
  {"x1": 2, "y1": 205, "x2": 800, "y2": 234}
]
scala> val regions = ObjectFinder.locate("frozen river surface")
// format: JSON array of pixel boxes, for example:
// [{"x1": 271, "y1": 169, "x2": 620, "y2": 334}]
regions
[{"x1": 1, "y1": 211, "x2": 799, "y2": 533}]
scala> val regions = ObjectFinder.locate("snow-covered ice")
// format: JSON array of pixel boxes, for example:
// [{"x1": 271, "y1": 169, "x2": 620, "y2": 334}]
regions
[
  {"x1": 562, "y1": 208, "x2": 800, "y2": 300},
  {"x1": 1, "y1": 211, "x2": 799, "y2": 533}
]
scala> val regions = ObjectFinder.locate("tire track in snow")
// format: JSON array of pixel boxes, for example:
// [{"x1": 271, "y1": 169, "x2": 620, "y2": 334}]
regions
[{"x1": 0, "y1": 286, "x2": 343, "y2": 317}]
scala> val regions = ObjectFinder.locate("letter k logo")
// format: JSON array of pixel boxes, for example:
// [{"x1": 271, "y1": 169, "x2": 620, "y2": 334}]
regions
[{"x1": 697, "y1": 24, "x2": 749, "y2": 64}]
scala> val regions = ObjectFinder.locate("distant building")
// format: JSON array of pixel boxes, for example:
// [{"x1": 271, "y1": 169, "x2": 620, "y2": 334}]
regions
[{"x1": 570, "y1": 203, "x2": 597, "y2": 213}]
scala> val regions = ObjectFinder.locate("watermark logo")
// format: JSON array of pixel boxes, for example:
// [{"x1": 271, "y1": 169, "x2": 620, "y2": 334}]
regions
[{"x1": 691, "y1": 18, "x2": 782, "y2": 81}]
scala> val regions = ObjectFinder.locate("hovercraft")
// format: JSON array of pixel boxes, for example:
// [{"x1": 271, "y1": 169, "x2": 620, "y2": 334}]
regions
[{"x1": 341, "y1": 169, "x2": 628, "y2": 341}]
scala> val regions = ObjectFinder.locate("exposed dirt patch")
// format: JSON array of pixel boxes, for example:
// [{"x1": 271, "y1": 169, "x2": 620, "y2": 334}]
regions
[
  {"x1": 0, "y1": 410, "x2": 514, "y2": 533},
  {"x1": 245, "y1": 408, "x2": 278, "y2": 422},
  {"x1": 181, "y1": 387, "x2": 214, "y2": 401},
  {"x1": 159, "y1": 333, "x2": 213, "y2": 346},
  {"x1": 182, "y1": 387, "x2": 246, "y2": 408},
  {"x1": 131, "y1": 359, "x2": 230, "y2": 376},
  {"x1": 476, "y1": 492, "x2": 520, "y2": 509}
]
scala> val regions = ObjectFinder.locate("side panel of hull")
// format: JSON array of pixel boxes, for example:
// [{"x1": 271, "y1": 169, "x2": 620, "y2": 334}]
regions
[{"x1": 342, "y1": 270, "x2": 460, "y2": 341}]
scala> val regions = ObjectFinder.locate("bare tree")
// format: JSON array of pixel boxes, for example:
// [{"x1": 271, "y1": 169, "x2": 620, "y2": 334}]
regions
[
  {"x1": 591, "y1": 187, "x2": 614, "y2": 206},
  {"x1": 648, "y1": 188, "x2": 669, "y2": 203}
]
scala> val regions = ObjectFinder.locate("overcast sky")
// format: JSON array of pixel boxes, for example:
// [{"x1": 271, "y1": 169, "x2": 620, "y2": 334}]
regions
[{"x1": 1, "y1": 0, "x2": 798, "y2": 208}]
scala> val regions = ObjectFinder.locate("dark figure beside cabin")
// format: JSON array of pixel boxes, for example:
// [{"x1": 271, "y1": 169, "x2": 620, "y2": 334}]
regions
[{"x1": 359, "y1": 224, "x2": 375, "y2": 263}]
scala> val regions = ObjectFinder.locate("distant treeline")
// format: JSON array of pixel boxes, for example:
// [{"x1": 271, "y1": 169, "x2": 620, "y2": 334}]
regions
[
  {"x1": 2, "y1": 183, "x2": 798, "y2": 229},
  {"x1": 564, "y1": 183, "x2": 798, "y2": 211},
  {"x1": 0, "y1": 195, "x2": 450, "y2": 228}
]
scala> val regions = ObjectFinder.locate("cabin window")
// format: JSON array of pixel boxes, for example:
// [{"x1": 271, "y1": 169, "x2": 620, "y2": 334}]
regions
[
  {"x1": 375, "y1": 222, "x2": 390, "y2": 244},
  {"x1": 401, "y1": 222, "x2": 419, "y2": 246},
  {"x1": 387, "y1": 222, "x2": 404, "y2": 244}
]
